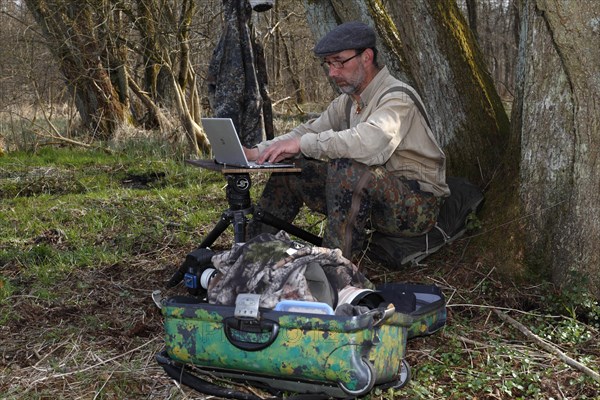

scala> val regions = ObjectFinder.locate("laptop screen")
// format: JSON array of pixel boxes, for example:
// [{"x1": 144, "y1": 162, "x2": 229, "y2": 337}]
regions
[{"x1": 201, "y1": 118, "x2": 295, "y2": 168}]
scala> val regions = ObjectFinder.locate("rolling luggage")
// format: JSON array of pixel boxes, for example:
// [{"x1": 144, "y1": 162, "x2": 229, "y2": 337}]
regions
[{"x1": 156, "y1": 283, "x2": 446, "y2": 398}]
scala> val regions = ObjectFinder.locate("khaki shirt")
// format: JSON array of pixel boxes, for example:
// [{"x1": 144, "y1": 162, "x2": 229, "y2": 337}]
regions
[{"x1": 257, "y1": 67, "x2": 450, "y2": 197}]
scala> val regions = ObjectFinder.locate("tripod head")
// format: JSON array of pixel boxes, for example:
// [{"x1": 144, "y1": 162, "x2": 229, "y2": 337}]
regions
[{"x1": 226, "y1": 173, "x2": 251, "y2": 210}]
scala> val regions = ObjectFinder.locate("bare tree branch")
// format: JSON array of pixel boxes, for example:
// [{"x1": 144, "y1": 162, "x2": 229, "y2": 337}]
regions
[{"x1": 494, "y1": 309, "x2": 600, "y2": 383}]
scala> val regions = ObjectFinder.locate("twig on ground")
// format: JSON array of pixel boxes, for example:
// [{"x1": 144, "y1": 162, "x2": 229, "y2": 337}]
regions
[
  {"x1": 442, "y1": 331, "x2": 490, "y2": 348},
  {"x1": 470, "y1": 266, "x2": 496, "y2": 292},
  {"x1": 493, "y1": 309, "x2": 600, "y2": 383},
  {"x1": 447, "y1": 303, "x2": 542, "y2": 317},
  {"x1": 171, "y1": 379, "x2": 190, "y2": 398},
  {"x1": 31, "y1": 127, "x2": 113, "y2": 153},
  {"x1": 93, "y1": 370, "x2": 114, "y2": 400},
  {"x1": 33, "y1": 336, "x2": 73, "y2": 368}
]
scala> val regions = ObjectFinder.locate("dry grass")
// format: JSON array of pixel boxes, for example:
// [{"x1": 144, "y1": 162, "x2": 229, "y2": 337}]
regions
[{"x1": 0, "y1": 258, "x2": 203, "y2": 399}]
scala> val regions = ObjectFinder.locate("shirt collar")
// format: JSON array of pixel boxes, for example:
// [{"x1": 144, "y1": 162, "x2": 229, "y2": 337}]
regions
[{"x1": 355, "y1": 66, "x2": 389, "y2": 109}]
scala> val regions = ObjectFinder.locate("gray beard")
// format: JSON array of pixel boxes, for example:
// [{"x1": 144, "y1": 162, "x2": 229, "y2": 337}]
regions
[
  {"x1": 339, "y1": 84, "x2": 358, "y2": 95},
  {"x1": 337, "y1": 65, "x2": 366, "y2": 95}
]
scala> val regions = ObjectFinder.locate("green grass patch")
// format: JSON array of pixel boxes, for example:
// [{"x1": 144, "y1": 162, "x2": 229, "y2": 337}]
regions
[{"x1": 0, "y1": 145, "x2": 226, "y2": 303}]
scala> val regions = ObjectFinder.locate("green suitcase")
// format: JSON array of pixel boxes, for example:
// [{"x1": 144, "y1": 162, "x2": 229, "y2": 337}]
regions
[{"x1": 157, "y1": 283, "x2": 446, "y2": 398}]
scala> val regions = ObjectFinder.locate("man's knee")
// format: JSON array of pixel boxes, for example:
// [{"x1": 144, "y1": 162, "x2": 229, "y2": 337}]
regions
[{"x1": 326, "y1": 159, "x2": 373, "y2": 189}]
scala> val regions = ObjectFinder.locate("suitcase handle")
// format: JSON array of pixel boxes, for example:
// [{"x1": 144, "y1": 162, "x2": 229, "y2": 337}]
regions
[{"x1": 223, "y1": 317, "x2": 279, "y2": 351}]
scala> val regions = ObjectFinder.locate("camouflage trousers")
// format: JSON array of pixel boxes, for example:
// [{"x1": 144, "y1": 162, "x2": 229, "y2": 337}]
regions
[{"x1": 253, "y1": 157, "x2": 442, "y2": 259}]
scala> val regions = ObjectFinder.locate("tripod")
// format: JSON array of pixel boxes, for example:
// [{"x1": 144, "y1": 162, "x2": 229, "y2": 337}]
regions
[
  {"x1": 167, "y1": 161, "x2": 322, "y2": 289},
  {"x1": 197, "y1": 172, "x2": 322, "y2": 248}
]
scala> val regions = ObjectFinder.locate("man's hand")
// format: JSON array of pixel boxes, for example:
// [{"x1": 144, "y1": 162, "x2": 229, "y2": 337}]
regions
[
  {"x1": 243, "y1": 146, "x2": 260, "y2": 161},
  {"x1": 257, "y1": 137, "x2": 301, "y2": 163}
]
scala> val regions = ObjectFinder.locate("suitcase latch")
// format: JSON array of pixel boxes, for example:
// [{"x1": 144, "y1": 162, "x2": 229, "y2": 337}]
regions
[{"x1": 234, "y1": 293, "x2": 261, "y2": 319}]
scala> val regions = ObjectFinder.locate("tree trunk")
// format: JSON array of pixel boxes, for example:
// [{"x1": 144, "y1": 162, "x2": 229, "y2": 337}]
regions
[
  {"x1": 279, "y1": 29, "x2": 305, "y2": 104},
  {"x1": 514, "y1": 0, "x2": 600, "y2": 298},
  {"x1": 465, "y1": 0, "x2": 478, "y2": 39},
  {"x1": 25, "y1": 0, "x2": 133, "y2": 139},
  {"x1": 385, "y1": 0, "x2": 511, "y2": 184},
  {"x1": 130, "y1": 0, "x2": 206, "y2": 153},
  {"x1": 25, "y1": 0, "x2": 207, "y2": 152},
  {"x1": 253, "y1": 35, "x2": 275, "y2": 140}
]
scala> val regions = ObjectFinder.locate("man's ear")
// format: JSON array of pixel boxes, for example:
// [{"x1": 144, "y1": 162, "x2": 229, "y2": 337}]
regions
[{"x1": 363, "y1": 48, "x2": 374, "y2": 64}]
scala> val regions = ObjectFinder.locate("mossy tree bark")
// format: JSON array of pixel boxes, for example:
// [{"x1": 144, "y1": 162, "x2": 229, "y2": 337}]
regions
[{"x1": 514, "y1": 0, "x2": 600, "y2": 297}]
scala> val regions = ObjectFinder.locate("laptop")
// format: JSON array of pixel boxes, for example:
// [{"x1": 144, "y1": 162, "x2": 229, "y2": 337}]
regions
[{"x1": 201, "y1": 118, "x2": 295, "y2": 169}]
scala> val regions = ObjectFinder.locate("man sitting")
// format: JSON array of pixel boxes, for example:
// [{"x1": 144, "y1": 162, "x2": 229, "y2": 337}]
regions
[{"x1": 244, "y1": 21, "x2": 449, "y2": 260}]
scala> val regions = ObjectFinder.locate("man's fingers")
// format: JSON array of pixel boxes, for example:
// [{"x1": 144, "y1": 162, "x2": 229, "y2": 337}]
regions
[
  {"x1": 257, "y1": 139, "x2": 298, "y2": 163},
  {"x1": 262, "y1": 143, "x2": 283, "y2": 163}
]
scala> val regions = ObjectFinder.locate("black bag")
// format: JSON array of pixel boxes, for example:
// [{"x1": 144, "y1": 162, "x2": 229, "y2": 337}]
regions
[{"x1": 367, "y1": 176, "x2": 484, "y2": 267}]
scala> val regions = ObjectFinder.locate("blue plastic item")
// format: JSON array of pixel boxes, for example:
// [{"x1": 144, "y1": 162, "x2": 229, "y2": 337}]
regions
[{"x1": 274, "y1": 300, "x2": 335, "y2": 315}]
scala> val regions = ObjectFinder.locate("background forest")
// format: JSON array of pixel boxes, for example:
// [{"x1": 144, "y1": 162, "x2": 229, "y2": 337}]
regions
[
  {"x1": 1, "y1": 0, "x2": 599, "y2": 399},
  {"x1": 0, "y1": 0, "x2": 516, "y2": 149}
]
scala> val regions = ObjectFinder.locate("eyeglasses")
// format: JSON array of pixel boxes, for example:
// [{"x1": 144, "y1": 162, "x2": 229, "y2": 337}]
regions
[{"x1": 321, "y1": 49, "x2": 365, "y2": 70}]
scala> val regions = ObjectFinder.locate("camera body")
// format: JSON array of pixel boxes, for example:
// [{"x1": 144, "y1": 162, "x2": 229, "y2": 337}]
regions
[{"x1": 180, "y1": 247, "x2": 218, "y2": 296}]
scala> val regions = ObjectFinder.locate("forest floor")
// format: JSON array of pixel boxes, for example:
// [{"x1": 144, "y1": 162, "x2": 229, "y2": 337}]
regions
[{"x1": 0, "y1": 145, "x2": 599, "y2": 399}]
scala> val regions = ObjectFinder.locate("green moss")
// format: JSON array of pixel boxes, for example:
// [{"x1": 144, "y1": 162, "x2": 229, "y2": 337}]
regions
[
  {"x1": 438, "y1": 3, "x2": 496, "y2": 121},
  {"x1": 474, "y1": 178, "x2": 529, "y2": 282},
  {"x1": 366, "y1": 0, "x2": 411, "y2": 74},
  {"x1": 433, "y1": 1, "x2": 511, "y2": 182}
]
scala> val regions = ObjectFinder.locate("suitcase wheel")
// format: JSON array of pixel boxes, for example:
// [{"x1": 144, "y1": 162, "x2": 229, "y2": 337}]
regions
[
  {"x1": 337, "y1": 358, "x2": 376, "y2": 397},
  {"x1": 387, "y1": 359, "x2": 411, "y2": 390}
]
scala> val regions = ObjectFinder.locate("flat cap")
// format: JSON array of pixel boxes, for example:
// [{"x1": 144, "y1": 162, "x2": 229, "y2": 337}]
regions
[{"x1": 313, "y1": 21, "x2": 376, "y2": 57}]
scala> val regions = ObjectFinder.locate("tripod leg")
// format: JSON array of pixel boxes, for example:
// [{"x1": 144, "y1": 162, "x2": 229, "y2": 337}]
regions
[
  {"x1": 254, "y1": 208, "x2": 322, "y2": 246},
  {"x1": 198, "y1": 212, "x2": 233, "y2": 248},
  {"x1": 166, "y1": 213, "x2": 231, "y2": 289},
  {"x1": 232, "y1": 210, "x2": 247, "y2": 243}
]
